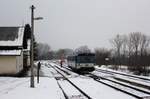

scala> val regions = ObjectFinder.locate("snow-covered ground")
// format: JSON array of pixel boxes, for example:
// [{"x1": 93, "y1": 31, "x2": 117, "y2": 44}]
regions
[
  {"x1": 100, "y1": 65, "x2": 150, "y2": 76},
  {"x1": 0, "y1": 77, "x2": 65, "y2": 99},
  {"x1": 95, "y1": 65, "x2": 150, "y2": 86},
  {"x1": 0, "y1": 60, "x2": 144, "y2": 99},
  {"x1": 69, "y1": 77, "x2": 136, "y2": 99}
]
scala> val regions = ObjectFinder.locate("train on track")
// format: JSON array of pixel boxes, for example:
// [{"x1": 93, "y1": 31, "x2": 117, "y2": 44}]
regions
[{"x1": 67, "y1": 53, "x2": 95, "y2": 73}]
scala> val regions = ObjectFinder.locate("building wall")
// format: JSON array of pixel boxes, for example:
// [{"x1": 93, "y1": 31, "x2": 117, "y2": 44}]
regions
[
  {"x1": 26, "y1": 51, "x2": 30, "y2": 67},
  {"x1": 0, "y1": 54, "x2": 23, "y2": 74},
  {"x1": 0, "y1": 56, "x2": 17, "y2": 74},
  {"x1": 16, "y1": 52, "x2": 23, "y2": 73},
  {"x1": 23, "y1": 51, "x2": 30, "y2": 67}
]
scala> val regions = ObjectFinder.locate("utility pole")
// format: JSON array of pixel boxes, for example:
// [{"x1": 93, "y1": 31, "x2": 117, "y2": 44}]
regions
[
  {"x1": 30, "y1": 5, "x2": 43, "y2": 87},
  {"x1": 30, "y1": 5, "x2": 35, "y2": 88}
]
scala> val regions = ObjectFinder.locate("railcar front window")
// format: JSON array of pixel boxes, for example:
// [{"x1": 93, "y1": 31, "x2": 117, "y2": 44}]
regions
[{"x1": 76, "y1": 56, "x2": 95, "y2": 63}]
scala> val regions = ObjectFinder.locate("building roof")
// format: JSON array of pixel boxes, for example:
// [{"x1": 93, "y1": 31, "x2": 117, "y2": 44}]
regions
[
  {"x1": 0, "y1": 27, "x2": 24, "y2": 47},
  {"x1": 0, "y1": 50, "x2": 22, "y2": 56}
]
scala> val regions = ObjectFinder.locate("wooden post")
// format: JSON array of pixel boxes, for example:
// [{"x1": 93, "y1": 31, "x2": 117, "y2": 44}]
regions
[{"x1": 30, "y1": 5, "x2": 35, "y2": 88}]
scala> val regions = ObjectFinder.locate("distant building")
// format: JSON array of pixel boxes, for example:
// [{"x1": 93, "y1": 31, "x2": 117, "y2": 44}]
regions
[{"x1": 0, "y1": 27, "x2": 31, "y2": 75}]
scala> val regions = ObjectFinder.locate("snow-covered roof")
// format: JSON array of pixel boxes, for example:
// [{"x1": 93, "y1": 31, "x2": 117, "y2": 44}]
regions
[
  {"x1": 0, "y1": 27, "x2": 24, "y2": 46},
  {"x1": 0, "y1": 50, "x2": 22, "y2": 56}
]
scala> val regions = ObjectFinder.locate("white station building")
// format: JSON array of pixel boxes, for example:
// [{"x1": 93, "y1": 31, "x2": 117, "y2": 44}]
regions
[{"x1": 0, "y1": 27, "x2": 30, "y2": 75}]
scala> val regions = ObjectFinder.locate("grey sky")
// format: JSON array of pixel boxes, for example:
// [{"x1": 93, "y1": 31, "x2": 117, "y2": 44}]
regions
[{"x1": 0, "y1": 0, "x2": 150, "y2": 50}]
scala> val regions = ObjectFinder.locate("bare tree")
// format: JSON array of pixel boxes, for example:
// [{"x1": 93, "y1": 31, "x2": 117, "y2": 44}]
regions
[
  {"x1": 130, "y1": 32, "x2": 142, "y2": 58},
  {"x1": 95, "y1": 48, "x2": 111, "y2": 66},
  {"x1": 139, "y1": 34, "x2": 150, "y2": 73},
  {"x1": 139, "y1": 34, "x2": 150, "y2": 56},
  {"x1": 75, "y1": 45, "x2": 91, "y2": 54},
  {"x1": 110, "y1": 34, "x2": 124, "y2": 66},
  {"x1": 37, "y1": 43, "x2": 51, "y2": 59},
  {"x1": 64, "y1": 49, "x2": 74, "y2": 56},
  {"x1": 126, "y1": 32, "x2": 150, "y2": 74},
  {"x1": 56, "y1": 48, "x2": 74, "y2": 59},
  {"x1": 110, "y1": 32, "x2": 150, "y2": 74},
  {"x1": 121, "y1": 35, "x2": 128, "y2": 57}
]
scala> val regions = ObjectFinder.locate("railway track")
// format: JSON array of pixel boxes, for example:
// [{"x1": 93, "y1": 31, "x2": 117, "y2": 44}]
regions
[
  {"x1": 94, "y1": 68, "x2": 150, "y2": 90},
  {"x1": 47, "y1": 63, "x2": 92, "y2": 99},
  {"x1": 48, "y1": 62, "x2": 150, "y2": 99},
  {"x1": 95, "y1": 68, "x2": 150, "y2": 81},
  {"x1": 57, "y1": 64, "x2": 150, "y2": 99},
  {"x1": 88, "y1": 73, "x2": 150, "y2": 99},
  {"x1": 88, "y1": 68, "x2": 150, "y2": 99}
]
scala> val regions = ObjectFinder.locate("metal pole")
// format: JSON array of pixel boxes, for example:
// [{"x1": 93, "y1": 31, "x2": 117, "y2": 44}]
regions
[
  {"x1": 37, "y1": 67, "x2": 39, "y2": 83},
  {"x1": 30, "y1": 5, "x2": 35, "y2": 88},
  {"x1": 37, "y1": 62, "x2": 40, "y2": 83}
]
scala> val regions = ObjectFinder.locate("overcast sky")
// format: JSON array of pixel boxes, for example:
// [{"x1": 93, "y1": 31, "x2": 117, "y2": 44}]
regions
[{"x1": 0, "y1": 0, "x2": 150, "y2": 50}]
